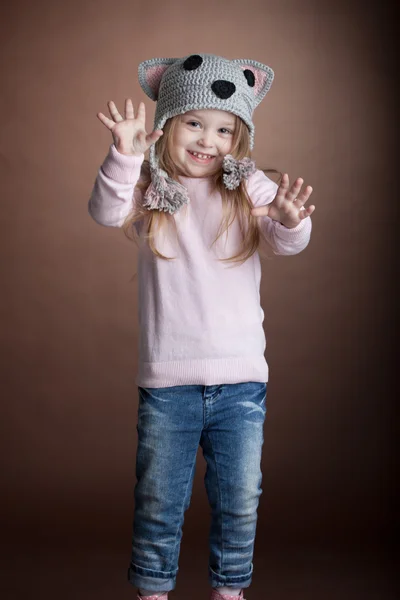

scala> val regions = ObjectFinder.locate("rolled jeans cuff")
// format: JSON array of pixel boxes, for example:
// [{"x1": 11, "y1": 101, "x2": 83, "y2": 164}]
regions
[
  {"x1": 208, "y1": 563, "x2": 253, "y2": 588},
  {"x1": 127, "y1": 563, "x2": 177, "y2": 592}
]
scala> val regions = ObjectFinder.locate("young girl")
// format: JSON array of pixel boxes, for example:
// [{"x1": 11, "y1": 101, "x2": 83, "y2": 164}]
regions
[{"x1": 88, "y1": 53, "x2": 315, "y2": 600}]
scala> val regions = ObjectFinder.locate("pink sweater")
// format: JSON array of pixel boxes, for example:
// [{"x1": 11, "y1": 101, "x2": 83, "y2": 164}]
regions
[{"x1": 88, "y1": 144, "x2": 312, "y2": 388}]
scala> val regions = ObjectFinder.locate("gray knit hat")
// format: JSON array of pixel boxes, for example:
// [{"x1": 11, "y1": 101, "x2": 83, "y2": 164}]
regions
[{"x1": 138, "y1": 53, "x2": 274, "y2": 214}]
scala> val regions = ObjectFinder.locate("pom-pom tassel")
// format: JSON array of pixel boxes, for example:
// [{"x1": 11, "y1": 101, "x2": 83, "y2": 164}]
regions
[
  {"x1": 143, "y1": 171, "x2": 190, "y2": 215},
  {"x1": 222, "y1": 155, "x2": 256, "y2": 190}
]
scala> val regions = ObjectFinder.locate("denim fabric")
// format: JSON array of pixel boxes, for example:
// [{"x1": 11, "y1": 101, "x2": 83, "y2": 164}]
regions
[{"x1": 127, "y1": 382, "x2": 267, "y2": 592}]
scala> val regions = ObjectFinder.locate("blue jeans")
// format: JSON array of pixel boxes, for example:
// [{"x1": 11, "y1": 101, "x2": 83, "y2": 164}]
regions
[{"x1": 127, "y1": 382, "x2": 267, "y2": 593}]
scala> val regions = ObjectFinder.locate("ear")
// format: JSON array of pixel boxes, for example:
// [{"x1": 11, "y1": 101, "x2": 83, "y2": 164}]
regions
[
  {"x1": 233, "y1": 59, "x2": 274, "y2": 106},
  {"x1": 138, "y1": 57, "x2": 177, "y2": 101}
]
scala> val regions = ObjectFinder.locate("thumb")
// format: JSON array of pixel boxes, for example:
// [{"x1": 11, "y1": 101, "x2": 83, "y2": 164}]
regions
[{"x1": 146, "y1": 129, "x2": 163, "y2": 146}]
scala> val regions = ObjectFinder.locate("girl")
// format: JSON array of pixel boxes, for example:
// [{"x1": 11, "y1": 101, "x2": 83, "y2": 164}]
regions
[{"x1": 88, "y1": 53, "x2": 315, "y2": 600}]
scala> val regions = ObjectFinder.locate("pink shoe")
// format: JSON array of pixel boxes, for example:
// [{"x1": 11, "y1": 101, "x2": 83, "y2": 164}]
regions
[
  {"x1": 136, "y1": 594, "x2": 168, "y2": 600},
  {"x1": 210, "y1": 589, "x2": 245, "y2": 600}
]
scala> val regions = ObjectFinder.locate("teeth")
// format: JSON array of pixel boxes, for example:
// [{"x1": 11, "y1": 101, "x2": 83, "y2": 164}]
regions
[{"x1": 190, "y1": 151, "x2": 214, "y2": 159}]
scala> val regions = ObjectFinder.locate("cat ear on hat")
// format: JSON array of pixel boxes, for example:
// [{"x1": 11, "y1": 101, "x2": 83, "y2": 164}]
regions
[
  {"x1": 138, "y1": 57, "x2": 177, "y2": 101},
  {"x1": 233, "y1": 59, "x2": 274, "y2": 107}
]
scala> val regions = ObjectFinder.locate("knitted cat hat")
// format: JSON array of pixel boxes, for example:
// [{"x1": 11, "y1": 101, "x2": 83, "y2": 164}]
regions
[{"x1": 138, "y1": 53, "x2": 274, "y2": 214}]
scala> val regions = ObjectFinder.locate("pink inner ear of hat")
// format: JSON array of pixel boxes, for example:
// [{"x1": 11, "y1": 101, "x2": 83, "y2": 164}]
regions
[
  {"x1": 146, "y1": 65, "x2": 170, "y2": 98},
  {"x1": 239, "y1": 66, "x2": 267, "y2": 96}
]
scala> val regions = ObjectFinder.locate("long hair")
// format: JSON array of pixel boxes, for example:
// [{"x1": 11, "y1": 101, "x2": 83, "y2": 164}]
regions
[{"x1": 121, "y1": 114, "x2": 282, "y2": 265}]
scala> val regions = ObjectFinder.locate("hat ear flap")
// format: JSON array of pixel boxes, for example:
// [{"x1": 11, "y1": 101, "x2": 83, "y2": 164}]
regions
[
  {"x1": 233, "y1": 59, "x2": 274, "y2": 106},
  {"x1": 138, "y1": 58, "x2": 177, "y2": 101}
]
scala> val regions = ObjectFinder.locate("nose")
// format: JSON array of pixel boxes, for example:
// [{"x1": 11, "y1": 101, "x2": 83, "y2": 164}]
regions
[{"x1": 198, "y1": 130, "x2": 214, "y2": 148}]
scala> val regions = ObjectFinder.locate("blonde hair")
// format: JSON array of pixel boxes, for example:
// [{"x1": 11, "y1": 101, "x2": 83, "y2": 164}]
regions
[{"x1": 121, "y1": 114, "x2": 282, "y2": 265}]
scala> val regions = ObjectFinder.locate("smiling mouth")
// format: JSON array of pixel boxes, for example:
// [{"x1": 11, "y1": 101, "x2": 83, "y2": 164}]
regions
[{"x1": 187, "y1": 150, "x2": 216, "y2": 162}]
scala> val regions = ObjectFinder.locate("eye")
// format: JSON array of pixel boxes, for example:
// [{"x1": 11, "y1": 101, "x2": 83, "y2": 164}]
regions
[
  {"x1": 219, "y1": 128, "x2": 233, "y2": 134},
  {"x1": 187, "y1": 120, "x2": 201, "y2": 128}
]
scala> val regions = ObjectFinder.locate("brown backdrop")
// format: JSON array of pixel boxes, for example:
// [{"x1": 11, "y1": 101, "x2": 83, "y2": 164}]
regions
[{"x1": 1, "y1": 0, "x2": 397, "y2": 599}]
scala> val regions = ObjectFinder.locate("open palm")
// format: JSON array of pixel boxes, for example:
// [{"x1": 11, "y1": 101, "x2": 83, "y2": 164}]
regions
[
  {"x1": 96, "y1": 99, "x2": 163, "y2": 156},
  {"x1": 252, "y1": 173, "x2": 315, "y2": 228}
]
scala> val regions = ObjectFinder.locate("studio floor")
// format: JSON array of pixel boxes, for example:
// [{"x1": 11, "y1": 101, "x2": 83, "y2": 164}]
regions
[{"x1": 2, "y1": 542, "x2": 395, "y2": 600}]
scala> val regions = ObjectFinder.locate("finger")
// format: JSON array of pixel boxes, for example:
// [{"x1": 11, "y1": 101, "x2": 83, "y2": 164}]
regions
[
  {"x1": 125, "y1": 98, "x2": 134, "y2": 119},
  {"x1": 137, "y1": 101, "x2": 146, "y2": 123},
  {"x1": 146, "y1": 129, "x2": 164, "y2": 145},
  {"x1": 107, "y1": 100, "x2": 124, "y2": 122},
  {"x1": 287, "y1": 177, "x2": 303, "y2": 202},
  {"x1": 274, "y1": 173, "x2": 289, "y2": 205},
  {"x1": 96, "y1": 112, "x2": 116, "y2": 129},
  {"x1": 293, "y1": 185, "x2": 313, "y2": 208},
  {"x1": 299, "y1": 205, "x2": 315, "y2": 218}
]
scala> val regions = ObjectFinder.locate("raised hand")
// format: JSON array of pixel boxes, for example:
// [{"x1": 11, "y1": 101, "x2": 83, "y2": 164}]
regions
[
  {"x1": 251, "y1": 173, "x2": 315, "y2": 228},
  {"x1": 96, "y1": 99, "x2": 163, "y2": 156}
]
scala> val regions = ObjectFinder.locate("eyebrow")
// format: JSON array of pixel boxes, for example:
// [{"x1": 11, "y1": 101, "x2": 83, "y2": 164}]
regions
[{"x1": 186, "y1": 112, "x2": 236, "y2": 127}]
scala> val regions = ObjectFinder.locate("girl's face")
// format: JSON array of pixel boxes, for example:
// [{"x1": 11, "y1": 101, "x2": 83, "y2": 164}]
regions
[{"x1": 170, "y1": 109, "x2": 236, "y2": 177}]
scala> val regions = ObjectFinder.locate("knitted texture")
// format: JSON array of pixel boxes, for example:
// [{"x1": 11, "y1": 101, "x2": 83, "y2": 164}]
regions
[
  {"x1": 142, "y1": 169, "x2": 190, "y2": 214},
  {"x1": 222, "y1": 155, "x2": 256, "y2": 190},
  {"x1": 138, "y1": 53, "x2": 274, "y2": 214},
  {"x1": 139, "y1": 53, "x2": 274, "y2": 150}
]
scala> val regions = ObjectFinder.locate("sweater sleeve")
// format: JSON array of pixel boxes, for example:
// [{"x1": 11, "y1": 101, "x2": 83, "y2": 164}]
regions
[
  {"x1": 88, "y1": 143, "x2": 145, "y2": 228},
  {"x1": 246, "y1": 169, "x2": 312, "y2": 256}
]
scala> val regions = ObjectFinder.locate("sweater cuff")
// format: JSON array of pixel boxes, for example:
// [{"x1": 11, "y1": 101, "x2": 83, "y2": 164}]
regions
[
  {"x1": 100, "y1": 143, "x2": 145, "y2": 184},
  {"x1": 274, "y1": 216, "x2": 312, "y2": 240}
]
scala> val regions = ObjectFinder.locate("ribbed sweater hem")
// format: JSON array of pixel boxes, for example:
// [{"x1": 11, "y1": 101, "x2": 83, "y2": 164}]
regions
[{"x1": 135, "y1": 356, "x2": 269, "y2": 388}]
